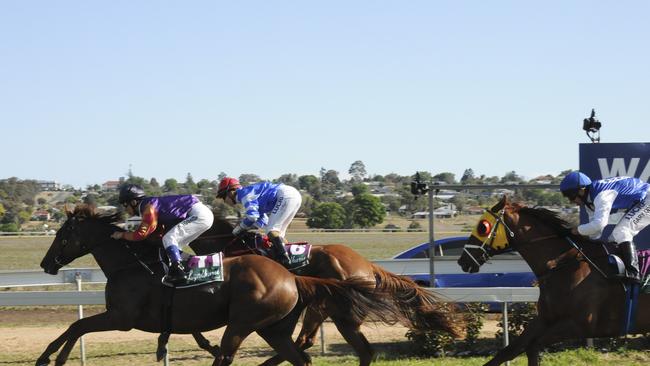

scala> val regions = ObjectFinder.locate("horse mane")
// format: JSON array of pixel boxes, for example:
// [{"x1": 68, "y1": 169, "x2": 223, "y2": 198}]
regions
[
  {"x1": 70, "y1": 204, "x2": 123, "y2": 226},
  {"x1": 511, "y1": 205, "x2": 586, "y2": 245}
]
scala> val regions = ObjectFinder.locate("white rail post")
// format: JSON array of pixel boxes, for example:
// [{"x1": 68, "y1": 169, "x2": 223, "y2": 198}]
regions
[
  {"x1": 75, "y1": 272, "x2": 86, "y2": 366},
  {"x1": 320, "y1": 324, "x2": 326, "y2": 355},
  {"x1": 502, "y1": 301, "x2": 509, "y2": 366}
]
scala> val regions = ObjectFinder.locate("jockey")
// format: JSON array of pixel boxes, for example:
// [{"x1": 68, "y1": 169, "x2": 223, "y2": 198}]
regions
[
  {"x1": 111, "y1": 184, "x2": 214, "y2": 284},
  {"x1": 560, "y1": 171, "x2": 650, "y2": 283},
  {"x1": 217, "y1": 177, "x2": 302, "y2": 267}
]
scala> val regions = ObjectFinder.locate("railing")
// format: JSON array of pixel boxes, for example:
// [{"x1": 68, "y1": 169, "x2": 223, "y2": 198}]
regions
[{"x1": 1, "y1": 263, "x2": 537, "y2": 366}]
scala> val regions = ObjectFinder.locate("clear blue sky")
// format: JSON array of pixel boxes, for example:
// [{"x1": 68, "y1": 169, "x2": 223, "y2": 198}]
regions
[{"x1": 2, "y1": 1, "x2": 649, "y2": 188}]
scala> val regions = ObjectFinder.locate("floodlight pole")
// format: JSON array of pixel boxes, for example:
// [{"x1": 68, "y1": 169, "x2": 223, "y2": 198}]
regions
[{"x1": 428, "y1": 186, "x2": 436, "y2": 288}]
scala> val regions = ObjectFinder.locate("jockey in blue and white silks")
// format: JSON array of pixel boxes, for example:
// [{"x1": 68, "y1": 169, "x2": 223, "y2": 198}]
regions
[
  {"x1": 217, "y1": 177, "x2": 302, "y2": 267},
  {"x1": 560, "y1": 171, "x2": 650, "y2": 283}
]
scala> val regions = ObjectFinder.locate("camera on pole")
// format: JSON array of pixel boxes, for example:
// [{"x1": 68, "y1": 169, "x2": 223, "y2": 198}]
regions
[
  {"x1": 411, "y1": 172, "x2": 429, "y2": 198},
  {"x1": 583, "y1": 108, "x2": 602, "y2": 143}
]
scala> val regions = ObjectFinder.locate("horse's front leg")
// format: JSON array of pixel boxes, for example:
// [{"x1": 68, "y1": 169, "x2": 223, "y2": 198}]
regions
[
  {"x1": 484, "y1": 317, "x2": 546, "y2": 366},
  {"x1": 37, "y1": 311, "x2": 133, "y2": 366}
]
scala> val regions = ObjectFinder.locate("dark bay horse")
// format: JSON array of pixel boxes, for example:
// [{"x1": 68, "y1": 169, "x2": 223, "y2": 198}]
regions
[
  {"x1": 183, "y1": 218, "x2": 461, "y2": 366},
  {"x1": 457, "y1": 196, "x2": 650, "y2": 366},
  {"x1": 37, "y1": 205, "x2": 402, "y2": 366}
]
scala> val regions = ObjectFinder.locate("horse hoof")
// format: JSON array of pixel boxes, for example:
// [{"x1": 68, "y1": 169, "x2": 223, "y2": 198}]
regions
[
  {"x1": 156, "y1": 348, "x2": 167, "y2": 362},
  {"x1": 35, "y1": 358, "x2": 50, "y2": 366}
]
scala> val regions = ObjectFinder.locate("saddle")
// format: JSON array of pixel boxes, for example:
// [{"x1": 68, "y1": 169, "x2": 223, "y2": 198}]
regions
[
  {"x1": 225, "y1": 234, "x2": 312, "y2": 271},
  {"x1": 605, "y1": 246, "x2": 650, "y2": 292}
]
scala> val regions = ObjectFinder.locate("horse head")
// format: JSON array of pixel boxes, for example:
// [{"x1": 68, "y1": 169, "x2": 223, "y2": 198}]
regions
[
  {"x1": 40, "y1": 204, "x2": 121, "y2": 275},
  {"x1": 458, "y1": 196, "x2": 576, "y2": 275},
  {"x1": 457, "y1": 196, "x2": 516, "y2": 273}
]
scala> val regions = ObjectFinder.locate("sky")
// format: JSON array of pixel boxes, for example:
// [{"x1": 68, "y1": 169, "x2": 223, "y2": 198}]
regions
[{"x1": 1, "y1": 1, "x2": 649, "y2": 188}]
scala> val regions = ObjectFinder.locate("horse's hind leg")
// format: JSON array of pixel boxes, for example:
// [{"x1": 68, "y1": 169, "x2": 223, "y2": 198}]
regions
[
  {"x1": 211, "y1": 325, "x2": 253, "y2": 366},
  {"x1": 332, "y1": 319, "x2": 373, "y2": 366},
  {"x1": 193, "y1": 332, "x2": 221, "y2": 357},
  {"x1": 260, "y1": 307, "x2": 326, "y2": 366},
  {"x1": 258, "y1": 330, "x2": 310, "y2": 366},
  {"x1": 156, "y1": 332, "x2": 170, "y2": 361}
]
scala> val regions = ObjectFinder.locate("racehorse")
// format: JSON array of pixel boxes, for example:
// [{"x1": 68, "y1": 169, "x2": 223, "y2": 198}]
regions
[
  {"x1": 37, "y1": 205, "x2": 404, "y2": 366},
  {"x1": 457, "y1": 196, "x2": 650, "y2": 366},
  {"x1": 181, "y1": 218, "x2": 462, "y2": 366}
]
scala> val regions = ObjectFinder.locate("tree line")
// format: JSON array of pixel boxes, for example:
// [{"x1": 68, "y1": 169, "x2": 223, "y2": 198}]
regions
[{"x1": 0, "y1": 162, "x2": 571, "y2": 231}]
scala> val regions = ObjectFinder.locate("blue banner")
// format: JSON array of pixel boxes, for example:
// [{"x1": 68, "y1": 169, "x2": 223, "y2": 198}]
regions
[{"x1": 579, "y1": 143, "x2": 650, "y2": 249}]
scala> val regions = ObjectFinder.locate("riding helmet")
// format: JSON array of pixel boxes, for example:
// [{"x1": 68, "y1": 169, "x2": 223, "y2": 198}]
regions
[
  {"x1": 118, "y1": 184, "x2": 146, "y2": 204},
  {"x1": 217, "y1": 177, "x2": 241, "y2": 198}
]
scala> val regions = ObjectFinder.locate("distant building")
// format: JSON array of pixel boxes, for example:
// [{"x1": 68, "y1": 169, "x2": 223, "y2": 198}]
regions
[
  {"x1": 32, "y1": 210, "x2": 51, "y2": 221},
  {"x1": 37, "y1": 180, "x2": 61, "y2": 191},
  {"x1": 102, "y1": 181, "x2": 121, "y2": 191}
]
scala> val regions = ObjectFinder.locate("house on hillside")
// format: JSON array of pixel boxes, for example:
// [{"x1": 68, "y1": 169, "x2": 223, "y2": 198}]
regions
[
  {"x1": 102, "y1": 181, "x2": 120, "y2": 191},
  {"x1": 32, "y1": 210, "x2": 51, "y2": 221},
  {"x1": 37, "y1": 180, "x2": 61, "y2": 191}
]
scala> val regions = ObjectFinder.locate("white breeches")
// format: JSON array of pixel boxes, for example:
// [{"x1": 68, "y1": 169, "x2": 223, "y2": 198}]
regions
[
  {"x1": 162, "y1": 202, "x2": 214, "y2": 249},
  {"x1": 266, "y1": 185, "x2": 302, "y2": 237}
]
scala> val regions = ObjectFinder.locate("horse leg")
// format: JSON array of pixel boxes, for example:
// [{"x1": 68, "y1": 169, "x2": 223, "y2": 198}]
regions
[
  {"x1": 525, "y1": 344, "x2": 541, "y2": 366},
  {"x1": 211, "y1": 325, "x2": 252, "y2": 366},
  {"x1": 258, "y1": 329, "x2": 310, "y2": 366},
  {"x1": 260, "y1": 307, "x2": 326, "y2": 366},
  {"x1": 37, "y1": 312, "x2": 131, "y2": 366},
  {"x1": 483, "y1": 317, "x2": 546, "y2": 366},
  {"x1": 192, "y1": 332, "x2": 221, "y2": 357},
  {"x1": 156, "y1": 332, "x2": 170, "y2": 362},
  {"x1": 332, "y1": 318, "x2": 373, "y2": 366}
]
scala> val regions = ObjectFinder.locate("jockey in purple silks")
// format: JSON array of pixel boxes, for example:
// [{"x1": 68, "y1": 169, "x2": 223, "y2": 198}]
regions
[{"x1": 111, "y1": 184, "x2": 214, "y2": 284}]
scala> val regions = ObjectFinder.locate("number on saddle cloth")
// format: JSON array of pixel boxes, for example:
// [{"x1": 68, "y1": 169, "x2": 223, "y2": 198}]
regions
[
  {"x1": 284, "y1": 242, "x2": 311, "y2": 269},
  {"x1": 179, "y1": 253, "x2": 225, "y2": 287}
]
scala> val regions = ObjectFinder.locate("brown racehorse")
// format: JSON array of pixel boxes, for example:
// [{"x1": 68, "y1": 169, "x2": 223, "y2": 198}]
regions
[
  {"x1": 37, "y1": 205, "x2": 404, "y2": 366},
  {"x1": 180, "y1": 218, "x2": 461, "y2": 366},
  {"x1": 457, "y1": 196, "x2": 650, "y2": 366}
]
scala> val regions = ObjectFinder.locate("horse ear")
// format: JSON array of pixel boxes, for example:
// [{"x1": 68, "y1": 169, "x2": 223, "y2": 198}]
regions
[
  {"x1": 491, "y1": 195, "x2": 508, "y2": 212},
  {"x1": 64, "y1": 204, "x2": 73, "y2": 218}
]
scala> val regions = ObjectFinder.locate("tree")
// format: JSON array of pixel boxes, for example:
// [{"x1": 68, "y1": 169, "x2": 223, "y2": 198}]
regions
[
  {"x1": 185, "y1": 173, "x2": 197, "y2": 194},
  {"x1": 238, "y1": 174, "x2": 261, "y2": 186},
  {"x1": 307, "y1": 202, "x2": 346, "y2": 229},
  {"x1": 350, "y1": 184, "x2": 369, "y2": 197},
  {"x1": 298, "y1": 175, "x2": 321, "y2": 200},
  {"x1": 0, "y1": 203, "x2": 5, "y2": 219},
  {"x1": 348, "y1": 160, "x2": 367, "y2": 182},
  {"x1": 163, "y1": 178, "x2": 178, "y2": 192},
  {"x1": 460, "y1": 169, "x2": 476, "y2": 184},
  {"x1": 432, "y1": 172, "x2": 456, "y2": 184},
  {"x1": 500, "y1": 171, "x2": 523, "y2": 183},
  {"x1": 345, "y1": 194, "x2": 386, "y2": 228},
  {"x1": 276, "y1": 174, "x2": 299, "y2": 188}
]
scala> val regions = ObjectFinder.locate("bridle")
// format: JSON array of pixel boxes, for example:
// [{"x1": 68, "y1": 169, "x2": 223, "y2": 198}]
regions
[
  {"x1": 462, "y1": 209, "x2": 515, "y2": 268},
  {"x1": 54, "y1": 218, "x2": 89, "y2": 267}
]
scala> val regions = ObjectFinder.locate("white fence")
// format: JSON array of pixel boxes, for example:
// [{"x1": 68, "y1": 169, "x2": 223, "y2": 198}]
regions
[{"x1": 0, "y1": 263, "x2": 538, "y2": 365}]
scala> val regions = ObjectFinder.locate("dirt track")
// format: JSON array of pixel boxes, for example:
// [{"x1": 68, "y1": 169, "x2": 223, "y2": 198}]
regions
[{"x1": 0, "y1": 307, "x2": 501, "y2": 364}]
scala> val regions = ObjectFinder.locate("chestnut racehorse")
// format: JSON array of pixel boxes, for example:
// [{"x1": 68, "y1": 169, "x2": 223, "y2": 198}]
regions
[
  {"x1": 458, "y1": 196, "x2": 650, "y2": 366},
  {"x1": 180, "y1": 218, "x2": 461, "y2": 366},
  {"x1": 37, "y1": 205, "x2": 404, "y2": 366}
]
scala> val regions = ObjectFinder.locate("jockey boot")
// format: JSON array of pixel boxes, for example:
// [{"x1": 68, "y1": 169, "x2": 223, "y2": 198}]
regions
[
  {"x1": 270, "y1": 235, "x2": 291, "y2": 267},
  {"x1": 165, "y1": 261, "x2": 187, "y2": 285},
  {"x1": 619, "y1": 241, "x2": 640, "y2": 284},
  {"x1": 164, "y1": 246, "x2": 187, "y2": 284}
]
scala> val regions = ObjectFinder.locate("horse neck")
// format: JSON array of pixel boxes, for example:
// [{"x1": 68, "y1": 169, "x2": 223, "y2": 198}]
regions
[
  {"x1": 514, "y1": 236, "x2": 574, "y2": 277},
  {"x1": 86, "y1": 221, "x2": 155, "y2": 278}
]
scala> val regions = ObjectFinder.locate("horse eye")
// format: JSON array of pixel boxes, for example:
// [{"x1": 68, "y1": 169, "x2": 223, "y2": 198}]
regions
[{"x1": 477, "y1": 220, "x2": 492, "y2": 236}]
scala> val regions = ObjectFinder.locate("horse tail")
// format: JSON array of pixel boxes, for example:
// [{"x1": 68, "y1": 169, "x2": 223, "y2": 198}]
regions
[
  {"x1": 294, "y1": 276, "x2": 405, "y2": 326},
  {"x1": 371, "y1": 263, "x2": 463, "y2": 337}
]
